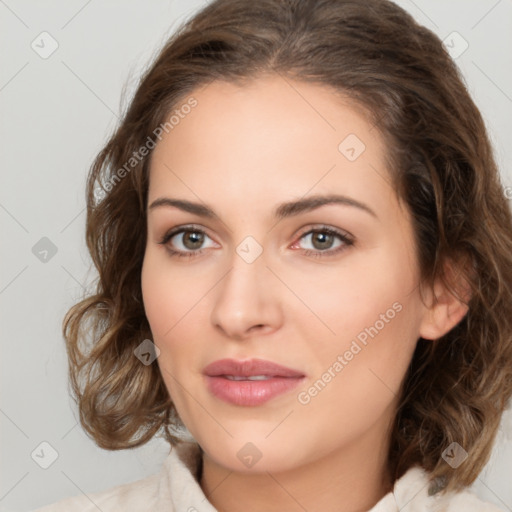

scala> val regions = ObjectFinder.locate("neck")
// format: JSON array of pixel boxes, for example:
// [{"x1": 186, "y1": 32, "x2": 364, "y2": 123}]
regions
[{"x1": 199, "y1": 423, "x2": 393, "y2": 512}]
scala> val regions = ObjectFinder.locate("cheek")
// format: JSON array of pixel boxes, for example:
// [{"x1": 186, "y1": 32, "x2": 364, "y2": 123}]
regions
[
  {"x1": 141, "y1": 250, "x2": 210, "y2": 340},
  {"x1": 287, "y1": 246, "x2": 418, "y2": 343},
  {"x1": 141, "y1": 254, "x2": 193, "y2": 404},
  {"x1": 141, "y1": 257, "x2": 172, "y2": 339},
  {"x1": 297, "y1": 248, "x2": 422, "y2": 400},
  {"x1": 293, "y1": 294, "x2": 419, "y2": 456},
  {"x1": 140, "y1": 250, "x2": 214, "y2": 402}
]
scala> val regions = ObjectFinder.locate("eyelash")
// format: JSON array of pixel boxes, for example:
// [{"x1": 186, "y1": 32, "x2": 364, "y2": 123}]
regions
[{"x1": 158, "y1": 224, "x2": 354, "y2": 259}]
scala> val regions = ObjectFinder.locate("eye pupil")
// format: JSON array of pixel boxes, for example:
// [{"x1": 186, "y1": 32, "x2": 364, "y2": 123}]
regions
[
  {"x1": 183, "y1": 231, "x2": 204, "y2": 249},
  {"x1": 312, "y1": 232, "x2": 334, "y2": 250}
]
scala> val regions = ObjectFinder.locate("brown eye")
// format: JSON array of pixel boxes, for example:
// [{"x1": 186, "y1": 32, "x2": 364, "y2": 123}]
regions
[
  {"x1": 158, "y1": 225, "x2": 216, "y2": 258},
  {"x1": 181, "y1": 231, "x2": 205, "y2": 250},
  {"x1": 294, "y1": 226, "x2": 354, "y2": 259},
  {"x1": 310, "y1": 231, "x2": 336, "y2": 250}
]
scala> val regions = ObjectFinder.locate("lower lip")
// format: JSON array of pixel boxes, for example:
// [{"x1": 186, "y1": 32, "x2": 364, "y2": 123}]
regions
[{"x1": 205, "y1": 376, "x2": 304, "y2": 406}]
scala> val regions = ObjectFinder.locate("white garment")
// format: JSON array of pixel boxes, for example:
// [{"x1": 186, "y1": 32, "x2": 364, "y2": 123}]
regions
[{"x1": 31, "y1": 441, "x2": 504, "y2": 511}]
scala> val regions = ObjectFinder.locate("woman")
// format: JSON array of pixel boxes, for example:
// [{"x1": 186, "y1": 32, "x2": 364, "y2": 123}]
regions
[{"x1": 33, "y1": 0, "x2": 512, "y2": 510}]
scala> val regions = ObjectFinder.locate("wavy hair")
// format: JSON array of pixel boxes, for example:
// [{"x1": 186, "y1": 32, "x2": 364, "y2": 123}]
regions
[{"x1": 63, "y1": 0, "x2": 512, "y2": 493}]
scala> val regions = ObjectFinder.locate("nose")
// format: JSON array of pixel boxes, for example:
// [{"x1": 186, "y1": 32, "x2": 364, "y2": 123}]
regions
[{"x1": 210, "y1": 248, "x2": 284, "y2": 341}]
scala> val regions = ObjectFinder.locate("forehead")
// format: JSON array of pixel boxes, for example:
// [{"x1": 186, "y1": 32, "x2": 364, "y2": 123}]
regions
[{"x1": 148, "y1": 75, "x2": 393, "y2": 217}]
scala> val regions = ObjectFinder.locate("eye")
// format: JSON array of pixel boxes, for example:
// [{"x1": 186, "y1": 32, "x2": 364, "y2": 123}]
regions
[
  {"x1": 158, "y1": 224, "x2": 354, "y2": 259},
  {"x1": 158, "y1": 225, "x2": 217, "y2": 258},
  {"x1": 292, "y1": 226, "x2": 354, "y2": 258}
]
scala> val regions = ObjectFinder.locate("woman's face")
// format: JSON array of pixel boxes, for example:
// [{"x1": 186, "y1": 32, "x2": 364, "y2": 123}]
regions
[{"x1": 141, "y1": 74, "x2": 433, "y2": 473}]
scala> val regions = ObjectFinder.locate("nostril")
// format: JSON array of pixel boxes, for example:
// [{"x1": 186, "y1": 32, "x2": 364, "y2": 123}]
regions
[{"x1": 248, "y1": 324, "x2": 268, "y2": 334}]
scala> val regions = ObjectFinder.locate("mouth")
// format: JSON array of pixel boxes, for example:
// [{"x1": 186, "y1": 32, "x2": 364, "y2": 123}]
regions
[
  {"x1": 223, "y1": 375, "x2": 275, "y2": 381},
  {"x1": 203, "y1": 358, "x2": 305, "y2": 406}
]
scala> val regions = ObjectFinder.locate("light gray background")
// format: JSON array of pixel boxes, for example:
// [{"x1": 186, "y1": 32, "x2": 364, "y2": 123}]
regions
[{"x1": 1, "y1": 1, "x2": 511, "y2": 511}]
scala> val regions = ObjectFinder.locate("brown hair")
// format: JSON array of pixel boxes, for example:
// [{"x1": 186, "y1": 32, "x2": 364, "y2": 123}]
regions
[{"x1": 64, "y1": 0, "x2": 512, "y2": 493}]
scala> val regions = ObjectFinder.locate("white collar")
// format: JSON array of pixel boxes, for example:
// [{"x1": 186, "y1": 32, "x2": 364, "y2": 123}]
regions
[
  {"x1": 35, "y1": 440, "x2": 503, "y2": 511},
  {"x1": 159, "y1": 441, "x2": 434, "y2": 512}
]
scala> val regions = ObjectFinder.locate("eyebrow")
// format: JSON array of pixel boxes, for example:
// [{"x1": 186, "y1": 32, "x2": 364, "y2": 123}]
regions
[{"x1": 148, "y1": 194, "x2": 377, "y2": 220}]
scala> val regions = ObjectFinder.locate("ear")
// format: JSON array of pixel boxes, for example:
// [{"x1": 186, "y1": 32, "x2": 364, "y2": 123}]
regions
[{"x1": 419, "y1": 258, "x2": 472, "y2": 341}]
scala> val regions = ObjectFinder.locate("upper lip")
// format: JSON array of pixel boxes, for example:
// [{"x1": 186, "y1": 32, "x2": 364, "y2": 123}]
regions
[{"x1": 203, "y1": 358, "x2": 305, "y2": 378}]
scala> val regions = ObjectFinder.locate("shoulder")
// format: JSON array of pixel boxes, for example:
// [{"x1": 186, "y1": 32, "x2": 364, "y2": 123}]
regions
[
  {"x1": 27, "y1": 474, "x2": 159, "y2": 512},
  {"x1": 434, "y1": 488, "x2": 505, "y2": 512},
  {"x1": 29, "y1": 442, "x2": 205, "y2": 512},
  {"x1": 29, "y1": 470, "x2": 163, "y2": 512},
  {"x1": 391, "y1": 467, "x2": 506, "y2": 512}
]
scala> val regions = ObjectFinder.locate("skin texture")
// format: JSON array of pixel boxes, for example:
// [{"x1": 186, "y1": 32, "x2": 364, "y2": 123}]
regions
[{"x1": 141, "y1": 74, "x2": 468, "y2": 512}]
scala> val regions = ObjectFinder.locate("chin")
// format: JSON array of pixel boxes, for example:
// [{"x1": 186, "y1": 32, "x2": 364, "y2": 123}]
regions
[
  {"x1": 203, "y1": 444, "x2": 297, "y2": 474},
  {"x1": 195, "y1": 429, "x2": 313, "y2": 474}
]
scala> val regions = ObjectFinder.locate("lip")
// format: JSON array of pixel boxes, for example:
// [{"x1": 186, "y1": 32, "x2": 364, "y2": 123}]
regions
[{"x1": 203, "y1": 358, "x2": 305, "y2": 406}]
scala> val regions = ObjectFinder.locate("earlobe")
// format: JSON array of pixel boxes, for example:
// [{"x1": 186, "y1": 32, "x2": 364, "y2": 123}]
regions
[{"x1": 418, "y1": 260, "x2": 472, "y2": 341}]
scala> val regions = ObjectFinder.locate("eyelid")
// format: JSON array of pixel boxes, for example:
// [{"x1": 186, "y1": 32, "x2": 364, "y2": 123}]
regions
[
  {"x1": 294, "y1": 223, "x2": 354, "y2": 243},
  {"x1": 158, "y1": 223, "x2": 217, "y2": 245}
]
